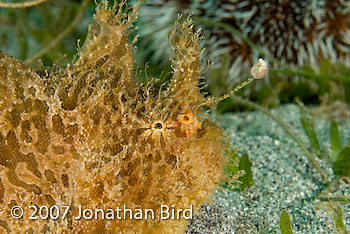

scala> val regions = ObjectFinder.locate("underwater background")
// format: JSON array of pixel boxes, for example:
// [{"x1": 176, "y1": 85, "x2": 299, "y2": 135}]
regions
[{"x1": 0, "y1": 0, "x2": 349, "y2": 233}]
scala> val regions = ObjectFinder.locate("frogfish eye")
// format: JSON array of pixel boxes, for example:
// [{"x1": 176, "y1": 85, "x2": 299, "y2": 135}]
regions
[{"x1": 154, "y1": 122, "x2": 163, "y2": 129}]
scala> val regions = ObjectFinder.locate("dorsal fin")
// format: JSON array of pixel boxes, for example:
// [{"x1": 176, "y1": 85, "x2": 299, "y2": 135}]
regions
[
  {"x1": 73, "y1": 0, "x2": 140, "y2": 86},
  {"x1": 57, "y1": 1, "x2": 141, "y2": 110},
  {"x1": 166, "y1": 17, "x2": 204, "y2": 113}
]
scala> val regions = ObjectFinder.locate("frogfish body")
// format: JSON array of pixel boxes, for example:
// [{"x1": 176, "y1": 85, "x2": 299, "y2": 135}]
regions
[{"x1": 0, "y1": 1, "x2": 226, "y2": 233}]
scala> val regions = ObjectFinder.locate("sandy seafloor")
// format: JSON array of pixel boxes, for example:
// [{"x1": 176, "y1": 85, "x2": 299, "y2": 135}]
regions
[{"x1": 186, "y1": 104, "x2": 350, "y2": 234}]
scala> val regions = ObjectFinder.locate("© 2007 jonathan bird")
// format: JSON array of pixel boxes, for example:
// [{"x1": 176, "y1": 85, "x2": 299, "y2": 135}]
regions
[{"x1": 0, "y1": 0, "x2": 266, "y2": 233}]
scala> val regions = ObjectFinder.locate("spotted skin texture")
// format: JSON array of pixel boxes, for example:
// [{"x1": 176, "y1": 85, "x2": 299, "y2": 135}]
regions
[{"x1": 0, "y1": 1, "x2": 226, "y2": 233}]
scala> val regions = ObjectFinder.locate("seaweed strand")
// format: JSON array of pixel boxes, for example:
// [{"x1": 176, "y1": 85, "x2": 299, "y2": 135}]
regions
[
  {"x1": 230, "y1": 95, "x2": 329, "y2": 185},
  {"x1": 24, "y1": 0, "x2": 90, "y2": 64},
  {"x1": 0, "y1": 0, "x2": 47, "y2": 8}
]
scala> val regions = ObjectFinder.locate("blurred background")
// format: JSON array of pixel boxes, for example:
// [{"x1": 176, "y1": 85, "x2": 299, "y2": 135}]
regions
[{"x1": 0, "y1": 0, "x2": 349, "y2": 117}]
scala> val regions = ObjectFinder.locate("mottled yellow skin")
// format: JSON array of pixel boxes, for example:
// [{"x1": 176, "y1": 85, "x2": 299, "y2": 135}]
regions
[{"x1": 0, "y1": 1, "x2": 226, "y2": 233}]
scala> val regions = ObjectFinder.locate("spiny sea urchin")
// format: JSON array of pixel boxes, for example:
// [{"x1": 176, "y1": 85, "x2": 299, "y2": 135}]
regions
[{"x1": 136, "y1": 0, "x2": 350, "y2": 84}]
